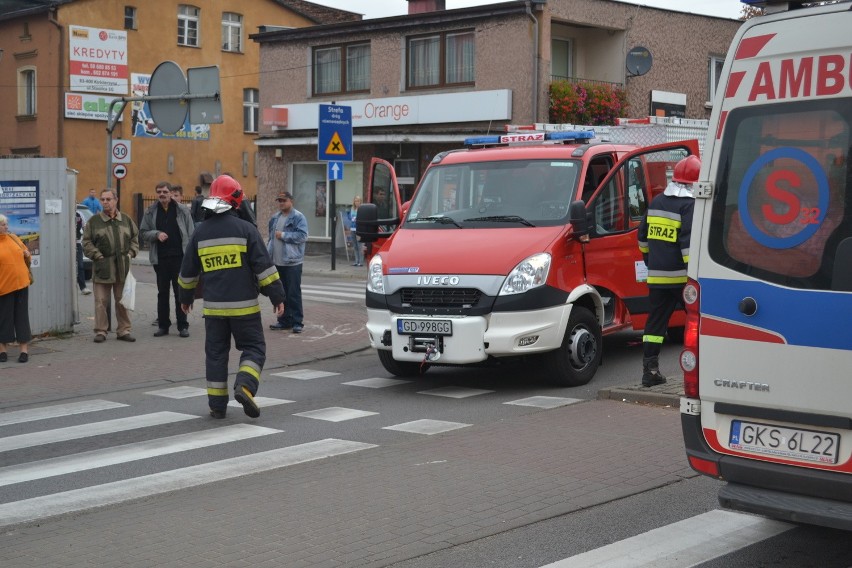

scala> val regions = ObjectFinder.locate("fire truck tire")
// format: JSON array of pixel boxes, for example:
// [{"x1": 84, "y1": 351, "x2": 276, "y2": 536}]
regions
[
  {"x1": 378, "y1": 349, "x2": 429, "y2": 377},
  {"x1": 541, "y1": 306, "x2": 602, "y2": 387}
]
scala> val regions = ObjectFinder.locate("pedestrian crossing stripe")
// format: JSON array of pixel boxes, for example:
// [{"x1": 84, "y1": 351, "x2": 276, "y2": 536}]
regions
[
  {"x1": 538, "y1": 509, "x2": 792, "y2": 568},
  {"x1": 324, "y1": 132, "x2": 347, "y2": 155},
  {"x1": 0, "y1": 439, "x2": 376, "y2": 529}
]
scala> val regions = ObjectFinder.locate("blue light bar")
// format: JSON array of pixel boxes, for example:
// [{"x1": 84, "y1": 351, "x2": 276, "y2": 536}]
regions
[
  {"x1": 547, "y1": 130, "x2": 594, "y2": 141},
  {"x1": 464, "y1": 135, "x2": 502, "y2": 146},
  {"x1": 464, "y1": 130, "x2": 594, "y2": 148}
]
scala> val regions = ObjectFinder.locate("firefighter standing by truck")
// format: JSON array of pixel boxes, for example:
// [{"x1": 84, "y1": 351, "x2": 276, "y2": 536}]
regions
[
  {"x1": 637, "y1": 155, "x2": 699, "y2": 387},
  {"x1": 178, "y1": 175, "x2": 285, "y2": 419}
]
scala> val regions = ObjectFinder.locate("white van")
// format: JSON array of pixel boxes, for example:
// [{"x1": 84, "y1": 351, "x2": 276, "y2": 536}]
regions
[{"x1": 681, "y1": 0, "x2": 852, "y2": 530}]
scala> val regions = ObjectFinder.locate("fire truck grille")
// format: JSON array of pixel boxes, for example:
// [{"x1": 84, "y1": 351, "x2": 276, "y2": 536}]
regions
[{"x1": 400, "y1": 288, "x2": 482, "y2": 308}]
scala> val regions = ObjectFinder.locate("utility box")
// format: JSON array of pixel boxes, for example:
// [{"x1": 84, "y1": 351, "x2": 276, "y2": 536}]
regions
[{"x1": 0, "y1": 158, "x2": 77, "y2": 335}]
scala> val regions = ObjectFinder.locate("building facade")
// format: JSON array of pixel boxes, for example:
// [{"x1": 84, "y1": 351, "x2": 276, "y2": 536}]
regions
[
  {"x1": 0, "y1": 0, "x2": 358, "y2": 215},
  {"x1": 251, "y1": 0, "x2": 740, "y2": 244}
]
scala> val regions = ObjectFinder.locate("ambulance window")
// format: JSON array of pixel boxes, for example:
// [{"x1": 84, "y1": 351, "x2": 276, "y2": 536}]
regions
[{"x1": 710, "y1": 100, "x2": 852, "y2": 290}]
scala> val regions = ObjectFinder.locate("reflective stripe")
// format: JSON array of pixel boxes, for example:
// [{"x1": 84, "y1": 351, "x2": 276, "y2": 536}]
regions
[
  {"x1": 197, "y1": 237, "x2": 248, "y2": 249},
  {"x1": 205, "y1": 299, "x2": 260, "y2": 310},
  {"x1": 207, "y1": 381, "x2": 228, "y2": 390},
  {"x1": 207, "y1": 387, "x2": 229, "y2": 397},
  {"x1": 203, "y1": 305, "x2": 261, "y2": 317},
  {"x1": 638, "y1": 242, "x2": 649, "y2": 253},
  {"x1": 238, "y1": 365, "x2": 260, "y2": 380},
  {"x1": 178, "y1": 276, "x2": 198, "y2": 290},
  {"x1": 257, "y1": 266, "x2": 280, "y2": 287},
  {"x1": 682, "y1": 255, "x2": 690, "y2": 264},
  {"x1": 197, "y1": 244, "x2": 247, "y2": 257},
  {"x1": 643, "y1": 334, "x2": 665, "y2": 344},
  {"x1": 647, "y1": 275, "x2": 688, "y2": 285},
  {"x1": 648, "y1": 268, "x2": 687, "y2": 279},
  {"x1": 646, "y1": 209, "x2": 682, "y2": 224}
]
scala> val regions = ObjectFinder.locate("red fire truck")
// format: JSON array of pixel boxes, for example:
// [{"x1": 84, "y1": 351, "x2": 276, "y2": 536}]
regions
[{"x1": 356, "y1": 130, "x2": 699, "y2": 386}]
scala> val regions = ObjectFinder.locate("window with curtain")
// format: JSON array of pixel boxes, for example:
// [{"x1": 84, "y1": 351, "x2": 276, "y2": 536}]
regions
[
  {"x1": 178, "y1": 5, "x2": 200, "y2": 47},
  {"x1": 407, "y1": 30, "x2": 474, "y2": 89},
  {"x1": 222, "y1": 12, "x2": 242, "y2": 52},
  {"x1": 18, "y1": 68, "x2": 36, "y2": 116},
  {"x1": 243, "y1": 88, "x2": 259, "y2": 133},
  {"x1": 313, "y1": 42, "x2": 370, "y2": 96}
]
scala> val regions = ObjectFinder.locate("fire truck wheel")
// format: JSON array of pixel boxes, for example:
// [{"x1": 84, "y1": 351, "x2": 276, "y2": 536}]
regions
[
  {"x1": 542, "y1": 305, "x2": 602, "y2": 387},
  {"x1": 378, "y1": 349, "x2": 430, "y2": 377}
]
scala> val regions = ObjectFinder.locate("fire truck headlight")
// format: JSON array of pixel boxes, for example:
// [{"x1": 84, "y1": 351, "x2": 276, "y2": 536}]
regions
[
  {"x1": 367, "y1": 255, "x2": 385, "y2": 294},
  {"x1": 500, "y1": 253, "x2": 551, "y2": 296}
]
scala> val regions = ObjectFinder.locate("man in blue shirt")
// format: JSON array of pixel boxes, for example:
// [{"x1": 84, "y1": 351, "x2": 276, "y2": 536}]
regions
[
  {"x1": 82, "y1": 188, "x2": 103, "y2": 214},
  {"x1": 267, "y1": 192, "x2": 308, "y2": 333}
]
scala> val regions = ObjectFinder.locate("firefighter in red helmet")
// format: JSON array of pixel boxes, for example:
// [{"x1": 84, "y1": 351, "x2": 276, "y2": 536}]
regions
[
  {"x1": 178, "y1": 175, "x2": 285, "y2": 418},
  {"x1": 637, "y1": 154, "x2": 700, "y2": 387}
]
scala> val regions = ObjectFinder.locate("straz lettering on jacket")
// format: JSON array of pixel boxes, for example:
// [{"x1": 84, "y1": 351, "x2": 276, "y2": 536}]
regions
[
  {"x1": 199, "y1": 243, "x2": 246, "y2": 272},
  {"x1": 647, "y1": 223, "x2": 678, "y2": 243}
]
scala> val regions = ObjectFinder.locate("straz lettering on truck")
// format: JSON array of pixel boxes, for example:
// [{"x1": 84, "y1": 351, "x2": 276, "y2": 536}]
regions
[{"x1": 713, "y1": 379, "x2": 770, "y2": 392}]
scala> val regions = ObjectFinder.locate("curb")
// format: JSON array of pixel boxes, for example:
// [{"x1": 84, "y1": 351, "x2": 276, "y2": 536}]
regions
[{"x1": 597, "y1": 385, "x2": 682, "y2": 407}]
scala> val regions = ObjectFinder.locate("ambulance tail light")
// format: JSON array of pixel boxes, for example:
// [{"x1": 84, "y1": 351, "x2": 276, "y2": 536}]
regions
[
  {"x1": 688, "y1": 455, "x2": 720, "y2": 478},
  {"x1": 680, "y1": 279, "x2": 700, "y2": 398}
]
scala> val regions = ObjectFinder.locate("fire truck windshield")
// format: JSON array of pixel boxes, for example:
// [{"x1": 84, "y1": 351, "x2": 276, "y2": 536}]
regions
[{"x1": 406, "y1": 159, "x2": 581, "y2": 227}]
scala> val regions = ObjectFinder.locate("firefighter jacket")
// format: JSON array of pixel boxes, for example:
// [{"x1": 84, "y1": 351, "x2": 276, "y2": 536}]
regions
[
  {"x1": 178, "y1": 210, "x2": 284, "y2": 317},
  {"x1": 638, "y1": 192, "x2": 694, "y2": 288}
]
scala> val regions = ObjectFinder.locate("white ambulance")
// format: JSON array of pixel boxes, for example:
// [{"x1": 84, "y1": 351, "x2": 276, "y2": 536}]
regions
[{"x1": 681, "y1": 0, "x2": 852, "y2": 529}]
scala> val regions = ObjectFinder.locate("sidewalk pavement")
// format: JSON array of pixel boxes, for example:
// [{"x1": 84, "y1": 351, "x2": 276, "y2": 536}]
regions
[{"x1": 0, "y1": 250, "x2": 682, "y2": 410}]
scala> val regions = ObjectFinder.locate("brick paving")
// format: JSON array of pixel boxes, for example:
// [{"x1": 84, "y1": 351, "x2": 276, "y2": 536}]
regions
[{"x1": 0, "y1": 252, "x2": 691, "y2": 567}]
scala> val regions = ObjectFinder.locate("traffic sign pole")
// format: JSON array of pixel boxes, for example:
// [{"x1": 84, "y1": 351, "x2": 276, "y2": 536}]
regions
[{"x1": 318, "y1": 105, "x2": 353, "y2": 271}]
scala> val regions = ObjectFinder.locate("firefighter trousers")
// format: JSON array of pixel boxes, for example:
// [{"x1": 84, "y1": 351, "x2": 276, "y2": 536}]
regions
[
  {"x1": 204, "y1": 314, "x2": 266, "y2": 412},
  {"x1": 642, "y1": 286, "x2": 683, "y2": 359}
]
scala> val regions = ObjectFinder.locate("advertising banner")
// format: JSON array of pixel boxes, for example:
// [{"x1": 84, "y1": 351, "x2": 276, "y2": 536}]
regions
[
  {"x1": 64, "y1": 92, "x2": 124, "y2": 121},
  {"x1": 0, "y1": 180, "x2": 41, "y2": 267},
  {"x1": 129, "y1": 73, "x2": 210, "y2": 141},
  {"x1": 69, "y1": 26, "x2": 128, "y2": 95}
]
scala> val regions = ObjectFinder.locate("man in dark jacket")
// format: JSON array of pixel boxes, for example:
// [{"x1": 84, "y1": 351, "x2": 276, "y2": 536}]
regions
[
  {"x1": 178, "y1": 175, "x2": 284, "y2": 419},
  {"x1": 637, "y1": 155, "x2": 699, "y2": 387}
]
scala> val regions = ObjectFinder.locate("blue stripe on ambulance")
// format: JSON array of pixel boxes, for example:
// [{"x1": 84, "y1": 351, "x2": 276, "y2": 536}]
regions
[{"x1": 699, "y1": 278, "x2": 852, "y2": 351}]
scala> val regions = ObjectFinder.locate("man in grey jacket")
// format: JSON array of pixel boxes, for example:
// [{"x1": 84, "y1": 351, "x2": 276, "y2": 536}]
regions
[{"x1": 140, "y1": 181, "x2": 194, "y2": 337}]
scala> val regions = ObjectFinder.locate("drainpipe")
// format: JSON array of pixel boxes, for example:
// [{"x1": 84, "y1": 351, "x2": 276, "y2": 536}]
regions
[
  {"x1": 48, "y1": 7, "x2": 63, "y2": 157},
  {"x1": 526, "y1": 1, "x2": 539, "y2": 122}
]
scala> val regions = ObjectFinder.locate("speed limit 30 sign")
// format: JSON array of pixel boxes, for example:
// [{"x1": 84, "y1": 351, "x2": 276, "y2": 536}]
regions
[{"x1": 111, "y1": 140, "x2": 132, "y2": 164}]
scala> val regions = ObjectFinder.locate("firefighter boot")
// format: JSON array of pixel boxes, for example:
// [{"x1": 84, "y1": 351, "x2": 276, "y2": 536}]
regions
[
  {"x1": 642, "y1": 356, "x2": 667, "y2": 387},
  {"x1": 234, "y1": 386, "x2": 260, "y2": 418}
]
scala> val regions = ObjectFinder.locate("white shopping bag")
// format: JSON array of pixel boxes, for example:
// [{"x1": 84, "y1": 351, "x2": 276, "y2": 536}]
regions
[{"x1": 120, "y1": 269, "x2": 137, "y2": 311}]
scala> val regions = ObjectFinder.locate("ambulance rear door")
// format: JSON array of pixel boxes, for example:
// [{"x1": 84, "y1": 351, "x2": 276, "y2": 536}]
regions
[{"x1": 696, "y1": 5, "x2": 852, "y2": 471}]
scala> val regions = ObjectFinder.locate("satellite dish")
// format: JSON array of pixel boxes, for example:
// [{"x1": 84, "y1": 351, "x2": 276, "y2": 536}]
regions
[
  {"x1": 148, "y1": 61, "x2": 188, "y2": 134},
  {"x1": 626, "y1": 46, "x2": 653, "y2": 77}
]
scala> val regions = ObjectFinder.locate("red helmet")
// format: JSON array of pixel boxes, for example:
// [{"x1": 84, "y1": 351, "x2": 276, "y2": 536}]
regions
[
  {"x1": 203, "y1": 175, "x2": 243, "y2": 212},
  {"x1": 672, "y1": 155, "x2": 701, "y2": 185}
]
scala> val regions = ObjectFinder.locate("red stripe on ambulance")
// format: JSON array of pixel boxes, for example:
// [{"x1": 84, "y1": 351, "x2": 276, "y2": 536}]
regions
[{"x1": 734, "y1": 33, "x2": 776, "y2": 60}]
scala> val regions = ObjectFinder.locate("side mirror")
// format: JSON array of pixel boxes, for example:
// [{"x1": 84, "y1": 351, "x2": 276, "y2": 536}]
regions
[
  {"x1": 567, "y1": 200, "x2": 589, "y2": 237},
  {"x1": 355, "y1": 203, "x2": 379, "y2": 243}
]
